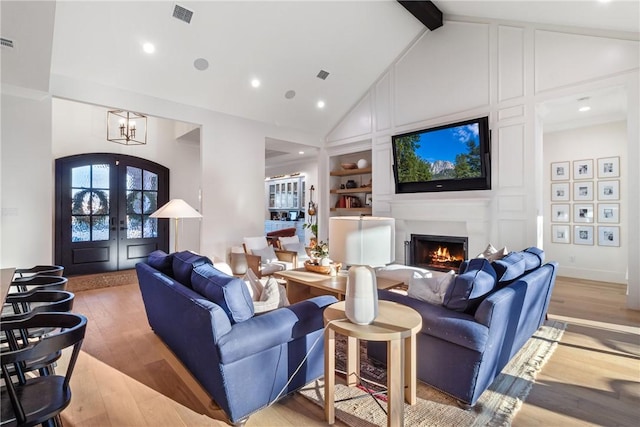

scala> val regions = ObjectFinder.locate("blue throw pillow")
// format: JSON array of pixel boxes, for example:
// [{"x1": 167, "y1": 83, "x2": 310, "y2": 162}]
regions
[
  {"x1": 172, "y1": 251, "x2": 212, "y2": 288},
  {"x1": 492, "y1": 252, "x2": 526, "y2": 285},
  {"x1": 443, "y1": 258, "x2": 497, "y2": 313},
  {"x1": 147, "y1": 250, "x2": 174, "y2": 276},
  {"x1": 191, "y1": 263, "x2": 254, "y2": 323}
]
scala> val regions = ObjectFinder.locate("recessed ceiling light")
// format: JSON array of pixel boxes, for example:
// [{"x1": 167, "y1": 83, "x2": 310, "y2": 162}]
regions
[
  {"x1": 251, "y1": 78, "x2": 261, "y2": 88},
  {"x1": 142, "y1": 42, "x2": 155, "y2": 54},
  {"x1": 299, "y1": 151, "x2": 305, "y2": 155},
  {"x1": 317, "y1": 100, "x2": 325, "y2": 109},
  {"x1": 577, "y1": 97, "x2": 591, "y2": 112},
  {"x1": 285, "y1": 90, "x2": 296, "y2": 99},
  {"x1": 194, "y1": 58, "x2": 209, "y2": 71}
]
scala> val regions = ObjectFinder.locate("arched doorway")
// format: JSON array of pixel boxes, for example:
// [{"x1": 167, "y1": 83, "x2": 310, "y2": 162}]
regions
[{"x1": 55, "y1": 153, "x2": 169, "y2": 275}]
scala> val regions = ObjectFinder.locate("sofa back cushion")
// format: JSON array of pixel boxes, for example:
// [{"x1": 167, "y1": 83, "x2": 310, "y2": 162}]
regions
[
  {"x1": 192, "y1": 263, "x2": 254, "y2": 323},
  {"x1": 443, "y1": 258, "x2": 497, "y2": 313},
  {"x1": 147, "y1": 250, "x2": 174, "y2": 276},
  {"x1": 492, "y1": 247, "x2": 545, "y2": 287},
  {"x1": 172, "y1": 251, "x2": 213, "y2": 288},
  {"x1": 523, "y1": 247, "x2": 545, "y2": 271}
]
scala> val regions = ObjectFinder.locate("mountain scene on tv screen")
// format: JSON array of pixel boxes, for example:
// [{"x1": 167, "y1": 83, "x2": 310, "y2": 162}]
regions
[{"x1": 395, "y1": 123, "x2": 481, "y2": 183}]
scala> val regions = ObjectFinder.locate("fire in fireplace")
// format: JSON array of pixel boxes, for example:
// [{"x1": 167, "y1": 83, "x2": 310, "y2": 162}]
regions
[{"x1": 408, "y1": 234, "x2": 468, "y2": 272}]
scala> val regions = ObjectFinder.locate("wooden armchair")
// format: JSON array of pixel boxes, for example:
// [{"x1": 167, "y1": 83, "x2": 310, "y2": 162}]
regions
[{"x1": 242, "y1": 236, "x2": 298, "y2": 278}]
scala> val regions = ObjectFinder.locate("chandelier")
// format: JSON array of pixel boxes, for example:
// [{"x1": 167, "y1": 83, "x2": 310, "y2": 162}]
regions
[{"x1": 107, "y1": 110, "x2": 147, "y2": 145}]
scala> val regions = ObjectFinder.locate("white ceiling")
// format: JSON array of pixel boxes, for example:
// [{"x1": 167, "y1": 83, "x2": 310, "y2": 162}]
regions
[{"x1": 1, "y1": 0, "x2": 638, "y2": 152}]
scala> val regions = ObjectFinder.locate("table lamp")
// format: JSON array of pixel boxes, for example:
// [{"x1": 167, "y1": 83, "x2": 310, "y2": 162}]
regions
[
  {"x1": 150, "y1": 199, "x2": 202, "y2": 253},
  {"x1": 329, "y1": 216, "x2": 395, "y2": 324}
]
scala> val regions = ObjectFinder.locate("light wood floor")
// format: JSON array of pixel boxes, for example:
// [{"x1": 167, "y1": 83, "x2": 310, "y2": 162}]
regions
[{"x1": 59, "y1": 276, "x2": 640, "y2": 426}]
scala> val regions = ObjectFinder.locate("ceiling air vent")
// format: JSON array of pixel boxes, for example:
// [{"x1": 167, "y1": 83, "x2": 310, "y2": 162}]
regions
[
  {"x1": 172, "y1": 4, "x2": 193, "y2": 24},
  {"x1": 316, "y1": 70, "x2": 330, "y2": 80},
  {"x1": 1, "y1": 38, "x2": 14, "y2": 48}
]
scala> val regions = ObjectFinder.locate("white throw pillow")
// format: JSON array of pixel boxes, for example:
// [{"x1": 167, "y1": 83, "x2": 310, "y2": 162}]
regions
[
  {"x1": 283, "y1": 242, "x2": 309, "y2": 260},
  {"x1": 374, "y1": 264, "x2": 431, "y2": 286},
  {"x1": 408, "y1": 270, "x2": 456, "y2": 305},
  {"x1": 253, "y1": 277, "x2": 290, "y2": 313},
  {"x1": 279, "y1": 236, "x2": 300, "y2": 247},
  {"x1": 476, "y1": 244, "x2": 508, "y2": 261},
  {"x1": 243, "y1": 269, "x2": 264, "y2": 301},
  {"x1": 252, "y1": 245, "x2": 278, "y2": 263}
]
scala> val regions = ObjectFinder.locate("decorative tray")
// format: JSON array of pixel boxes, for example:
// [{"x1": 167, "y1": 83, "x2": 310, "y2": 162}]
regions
[{"x1": 304, "y1": 260, "x2": 342, "y2": 275}]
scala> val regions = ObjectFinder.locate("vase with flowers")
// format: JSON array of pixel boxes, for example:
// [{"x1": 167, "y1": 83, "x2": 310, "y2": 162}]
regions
[{"x1": 310, "y1": 240, "x2": 330, "y2": 265}]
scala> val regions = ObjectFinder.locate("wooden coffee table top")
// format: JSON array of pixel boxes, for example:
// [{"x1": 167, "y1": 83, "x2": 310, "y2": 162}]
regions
[{"x1": 274, "y1": 268, "x2": 403, "y2": 295}]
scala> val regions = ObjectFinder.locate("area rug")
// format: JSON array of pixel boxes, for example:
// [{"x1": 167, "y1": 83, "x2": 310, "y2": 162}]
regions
[{"x1": 300, "y1": 319, "x2": 566, "y2": 427}]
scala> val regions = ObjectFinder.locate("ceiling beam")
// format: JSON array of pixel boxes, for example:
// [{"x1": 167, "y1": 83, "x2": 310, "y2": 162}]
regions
[{"x1": 397, "y1": 1, "x2": 443, "y2": 31}]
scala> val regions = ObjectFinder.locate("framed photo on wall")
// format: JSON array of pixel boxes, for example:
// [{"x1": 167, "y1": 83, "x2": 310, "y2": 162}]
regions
[
  {"x1": 573, "y1": 181, "x2": 593, "y2": 201},
  {"x1": 573, "y1": 204, "x2": 594, "y2": 223},
  {"x1": 551, "y1": 183, "x2": 570, "y2": 201},
  {"x1": 551, "y1": 161, "x2": 570, "y2": 181},
  {"x1": 573, "y1": 159, "x2": 594, "y2": 180},
  {"x1": 597, "y1": 156, "x2": 620, "y2": 178},
  {"x1": 551, "y1": 204, "x2": 570, "y2": 222},
  {"x1": 598, "y1": 180, "x2": 620, "y2": 200},
  {"x1": 598, "y1": 226, "x2": 620, "y2": 247},
  {"x1": 551, "y1": 225, "x2": 570, "y2": 244},
  {"x1": 597, "y1": 203, "x2": 619, "y2": 223},
  {"x1": 574, "y1": 225, "x2": 594, "y2": 246}
]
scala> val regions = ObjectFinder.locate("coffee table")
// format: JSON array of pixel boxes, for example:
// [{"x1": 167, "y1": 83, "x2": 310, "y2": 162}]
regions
[
  {"x1": 273, "y1": 268, "x2": 403, "y2": 303},
  {"x1": 323, "y1": 300, "x2": 422, "y2": 426}
]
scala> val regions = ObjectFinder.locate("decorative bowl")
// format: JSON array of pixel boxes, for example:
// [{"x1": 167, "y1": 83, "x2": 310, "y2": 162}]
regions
[
  {"x1": 341, "y1": 163, "x2": 358, "y2": 170},
  {"x1": 304, "y1": 260, "x2": 341, "y2": 275}
]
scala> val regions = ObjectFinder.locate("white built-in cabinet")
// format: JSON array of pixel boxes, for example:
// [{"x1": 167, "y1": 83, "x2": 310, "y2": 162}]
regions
[{"x1": 267, "y1": 177, "x2": 302, "y2": 209}]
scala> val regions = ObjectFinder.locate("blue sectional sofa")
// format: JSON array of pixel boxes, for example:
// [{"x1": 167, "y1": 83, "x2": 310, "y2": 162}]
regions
[
  {"x1": 135, "y1": 250, "x2": 337, "y2": 425},
  {"x1": 368, "y1": 247, "x2": 557, "y2": 407}
]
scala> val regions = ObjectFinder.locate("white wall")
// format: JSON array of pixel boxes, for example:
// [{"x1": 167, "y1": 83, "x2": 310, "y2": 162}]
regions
[
  {"x1": 51, "y1": 98, "x2": 202, "y2": 253},
  {"x1": 543, "y1": 121, "x2": 628, "y2": 283},
  {"x1": 1, "y1": 92, "x2": 54, "y2": 267},
  {"x1": 325, "y1": 19, "x2": 639, "y2": 308}
]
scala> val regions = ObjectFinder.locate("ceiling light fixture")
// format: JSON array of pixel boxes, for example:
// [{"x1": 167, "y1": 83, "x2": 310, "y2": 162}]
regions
[
  {"x1": 251, "y1": 78, "x2": 261, "y2": 88},
  {"x1": 578, "y1": 97, "x2": 591, "y2": 112},
  {"x1": 107, "y1": 110, "x2": 147, "y2": 145},
  {"x1": 194, "y1": 58, "x2": 209, "y2": 71},
  {"x1": 299, "y1": 151, "x2": 305, "y2": 155},
  {"x1": 285, "y1": 90, "x2": 296, "y2": 99},
  {"x1": 143, "y1": 42, "x2": 155, "y2": 54},
  {"x1": 317, "y1": 100, "x2": 326, "y2": 109}
]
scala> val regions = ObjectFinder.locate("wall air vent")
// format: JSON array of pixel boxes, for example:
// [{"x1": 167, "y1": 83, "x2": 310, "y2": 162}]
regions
[
  {"x1": 172, "y1": 4, "x2": 193, "y2": 24},
  {"x1": 1, "y1": 38, "x2": 14, "y2": 48},
  {"x1": 316, "y1": 70, "x2": 330, "y2": 80}
]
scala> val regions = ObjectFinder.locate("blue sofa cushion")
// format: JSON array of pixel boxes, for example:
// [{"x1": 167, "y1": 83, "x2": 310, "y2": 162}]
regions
[
  {"x1": 492, "y1": 252, "x2": 526, "y2": 285},
  {"x1": 443, "y1": 258, "x2": 497, "y2": 313},
  {"x1": 191, "y1": 263, "x2": 254, "y2": 323},
  {"x1": 172, "y1": 250, "x2": 212, "y2": 288},
  {"x1": 523, "y1": 247, "x2": 545, "y2": 271},
  {"x1": 147, "y1": 250, "x2": 174, "y2": 276}
]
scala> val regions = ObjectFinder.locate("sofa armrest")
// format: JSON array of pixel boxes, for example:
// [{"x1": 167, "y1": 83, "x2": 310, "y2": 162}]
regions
[
  {"x1": 378, "y1": 289, "x2": 489, "y2": 352},
  {"x1": 245, "y1": 253, "x2": 262, "y2": 277},
  {"x1": 217, "y1": 295, "x2": 337, "y2": 364}
]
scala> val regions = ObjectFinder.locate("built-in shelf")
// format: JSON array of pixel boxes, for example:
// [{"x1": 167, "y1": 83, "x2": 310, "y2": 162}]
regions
[
  {"x1": 329, "y1": 167, "x2": 372, "y2": 177},
  {"x1": 330, "y1": 187, "x2": 372, "y2": 195}
]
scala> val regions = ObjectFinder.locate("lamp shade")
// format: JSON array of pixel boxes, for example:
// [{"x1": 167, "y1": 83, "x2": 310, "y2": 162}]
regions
[
  {"x1": 150, "y1": 199, "x2": 202, "y2": 219},
  {"x1": 329, "y1": 216, "x2": 395, "y2": 325},
  {"x1": 329, "y1": 216, "x2": 395, "y2": 267}
]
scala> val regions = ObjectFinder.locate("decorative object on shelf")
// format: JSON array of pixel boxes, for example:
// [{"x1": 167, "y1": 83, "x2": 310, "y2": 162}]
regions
[
  {"x1": 303, "y1": 260, "x2": 342, "y2": 275},
  {"x1": 357, "y1": 159, "x2": 369, "y2": 169},
  {"x1": 107, "y1": 110, "x2": 147, "y2": 145},
  {"x1": 329, "y1": 216, "x2": 395, "y2": 325},
  {"x1": 303, "y1": 185, "x2": 318, "y2": 242},
  {"x1": 149, "y1": 198, "x2": 202, "y2": 252},
  {"x1": 345, "y1": 180, "x2": 357, "y2": 189},
  {"x1": 341, "y1": 163, "x2": 358, "y2": 170}
]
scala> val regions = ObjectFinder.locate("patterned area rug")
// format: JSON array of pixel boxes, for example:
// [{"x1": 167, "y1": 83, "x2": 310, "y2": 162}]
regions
[{"x1": 300, "y1": 319, "x2": 566, "y2": 427}]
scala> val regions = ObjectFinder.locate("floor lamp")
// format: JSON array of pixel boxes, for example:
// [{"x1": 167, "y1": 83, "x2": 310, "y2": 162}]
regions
[
  {"x1": 329, "y1": 216, "x2": 395, "y2": 324},
  {"x1": 150, "y1": 199, "x2": 202, "y2": 253}
]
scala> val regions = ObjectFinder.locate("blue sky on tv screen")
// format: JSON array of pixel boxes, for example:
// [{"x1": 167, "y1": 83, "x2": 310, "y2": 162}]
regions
[{"x1": 416, "y1": 123, "x2": 479, "y2": 163}]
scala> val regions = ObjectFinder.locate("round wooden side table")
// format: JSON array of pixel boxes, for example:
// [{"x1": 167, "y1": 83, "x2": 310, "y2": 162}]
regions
[{"x1": 323, "y1": 300, "x2": 422, "y2": 426}]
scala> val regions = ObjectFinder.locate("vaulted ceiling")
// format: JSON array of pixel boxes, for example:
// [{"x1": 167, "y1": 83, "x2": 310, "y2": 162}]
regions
[{"x1": 2, "y1": 1, "x2": 638, "y2": 140}]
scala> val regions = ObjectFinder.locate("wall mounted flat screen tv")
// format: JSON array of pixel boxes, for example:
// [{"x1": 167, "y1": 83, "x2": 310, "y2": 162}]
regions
[{"x1": 392, "y1": 116, "x2": 491, "y2": 194}]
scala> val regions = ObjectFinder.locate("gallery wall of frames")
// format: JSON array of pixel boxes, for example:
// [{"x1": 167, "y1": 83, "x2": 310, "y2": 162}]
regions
[{"x1": 550, "y1": 156, "x2": 620, "y2": 247}]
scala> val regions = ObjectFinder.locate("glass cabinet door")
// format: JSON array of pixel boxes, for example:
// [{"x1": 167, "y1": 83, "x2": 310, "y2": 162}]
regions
[
  {"x1": 286, "y1": 181, "x2": 293, "y2": 208},
  {"x1": 292, "y1": 180, "x2": 299, "y2": 208},
  {"x1": 269, "y1": 183, "x2": 276, "y2": 208}
]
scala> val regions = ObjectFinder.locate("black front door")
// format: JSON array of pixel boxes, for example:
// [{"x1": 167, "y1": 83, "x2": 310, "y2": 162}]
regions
[{"x1": 55, "y1": 153, "x2": 169, "y2": 275}]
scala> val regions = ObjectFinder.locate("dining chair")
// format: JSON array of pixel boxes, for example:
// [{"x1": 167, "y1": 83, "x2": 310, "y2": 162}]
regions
[{"x1": 0, "y1": 312, "x2": 87, "y2": 427}]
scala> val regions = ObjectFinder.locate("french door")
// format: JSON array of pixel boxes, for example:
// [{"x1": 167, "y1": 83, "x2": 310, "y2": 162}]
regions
[{"x1": 55, "y1": 153, "x2": 169, "y2": 275}]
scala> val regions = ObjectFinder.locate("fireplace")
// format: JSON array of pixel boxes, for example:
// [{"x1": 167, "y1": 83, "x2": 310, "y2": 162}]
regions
[{"x1": 408, "y1": 234, "x2": 468, "y2": 272}]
